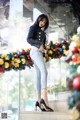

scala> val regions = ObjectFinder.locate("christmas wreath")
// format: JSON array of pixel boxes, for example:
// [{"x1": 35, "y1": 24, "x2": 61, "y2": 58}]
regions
[{"x1": 0, "y1": 40, "x2": 69, "y2": 73}]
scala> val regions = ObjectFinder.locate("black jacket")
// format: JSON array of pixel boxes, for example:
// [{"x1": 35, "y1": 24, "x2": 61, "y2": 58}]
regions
[{"x1": 27, "y1": 24, "x2": 46, "y2": 48}]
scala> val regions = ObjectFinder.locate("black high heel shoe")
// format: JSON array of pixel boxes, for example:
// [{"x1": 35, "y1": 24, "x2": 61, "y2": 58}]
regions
[
  {"x1": 35, "y1": 101, "x2": 46, "y2": 111},
  {"x1": 40, "y1": 99, "x2": 54, "y2": 112}
]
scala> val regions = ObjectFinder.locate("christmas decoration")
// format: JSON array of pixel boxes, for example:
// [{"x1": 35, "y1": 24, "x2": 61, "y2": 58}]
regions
[
  {"x1": 66, "y1": 34, "x2": 80, "y2": 65},
  {"x1": 45, "y1": 40, "x2": 69, "y2": 61},
  {"x1": 73, "y1": 77, "x2": 80, "y2": 90},
  {"x1": 71, "y1": 46, "x2": 79, "y2": 53},
  {"x1": 0, "y1": 40, "x2": 69, "y2": 73},
  {"x1": 0, "y1": 49, "x2": 33, "y2": 72},
  {"x1": 66, "y1": 34, "x2": 80, "y2": 120}
]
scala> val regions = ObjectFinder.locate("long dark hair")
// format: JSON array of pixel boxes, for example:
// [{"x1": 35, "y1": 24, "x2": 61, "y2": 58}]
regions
[{"x1": 34, "y1": 14, "x2": 49, "y2": 30}]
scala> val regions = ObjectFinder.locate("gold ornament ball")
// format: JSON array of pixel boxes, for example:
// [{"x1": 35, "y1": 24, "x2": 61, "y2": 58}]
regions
[
  {"x1": 0, "y1": 59, "x2": 4, "y2": 65},
  {"x1": 46, "y1": 45, "x2": 50, "y2": 50},
  {"x1": 4, "y1": 62, "x2": 9, "y2": 68},
  {"x1": 48, "y1": 50, "x2": 53, "y2": 55}
]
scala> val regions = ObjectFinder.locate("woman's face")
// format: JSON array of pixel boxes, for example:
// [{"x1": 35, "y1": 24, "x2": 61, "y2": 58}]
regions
[{"x1": 39, "y1": 18, "x2": 46, "y2": 28}]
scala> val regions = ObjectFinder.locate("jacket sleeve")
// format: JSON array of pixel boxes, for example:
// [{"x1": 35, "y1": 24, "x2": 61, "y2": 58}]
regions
[{"x1": 27, "y1": 26, "x2": 41, "y2": 47}]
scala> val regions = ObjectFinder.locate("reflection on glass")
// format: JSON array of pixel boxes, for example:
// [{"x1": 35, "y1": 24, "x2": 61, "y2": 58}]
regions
[
  {"x1": 20, "y1": 67, "x2": 36, "y2": 111},
  {"x1": 0, "y1": 71, "x2": 19, "y2": 120}
]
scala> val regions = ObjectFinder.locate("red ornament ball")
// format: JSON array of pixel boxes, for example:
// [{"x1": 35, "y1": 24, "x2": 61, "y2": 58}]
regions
[
  {"x1": 56, "y1": 43, "x2": 61, "y2": 47},
  {"x1": 73, "y1": 77, "x2": 80, "y2": 90},
  {"x1": 0, "y1": 67, "x2": 4, "y2": 73},
  {"x1": 72, "y1": 54, "x2": 78, "y2": 62},
  {"x1": 62, "y1": 40, "x2": 67, "y2": 44},
  {"x1": 22, "y1": 49, "x2": 25, "y2": 55},
  {"x1": 71, "y1": 46, "x2": 79, "y2": 53}
]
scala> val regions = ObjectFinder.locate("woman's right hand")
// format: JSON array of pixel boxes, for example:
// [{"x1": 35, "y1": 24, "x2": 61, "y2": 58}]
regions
[{"x1": 39, "y1": 44, "x2": 45, "y2": 52}]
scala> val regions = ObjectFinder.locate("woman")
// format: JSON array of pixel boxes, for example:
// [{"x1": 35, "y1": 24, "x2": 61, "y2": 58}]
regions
[{"x1": 27, "y1": 14, "x2": 53, "y2": 112}]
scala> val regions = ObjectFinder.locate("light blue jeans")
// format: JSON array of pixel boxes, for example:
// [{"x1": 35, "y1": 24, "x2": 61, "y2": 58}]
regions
[{"x1": 30, "y1": 46, "x2": 47, "y2": 93}]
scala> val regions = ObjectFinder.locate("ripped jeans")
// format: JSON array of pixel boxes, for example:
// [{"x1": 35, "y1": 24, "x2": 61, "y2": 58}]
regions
[{"x1": 30, "y1": 46, "x2": 47, "y2": 93}]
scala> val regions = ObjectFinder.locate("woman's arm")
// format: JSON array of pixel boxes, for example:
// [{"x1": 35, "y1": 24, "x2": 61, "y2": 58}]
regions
[{"x1": 27, "y1": 25, "x2": 41, "y2": 47}]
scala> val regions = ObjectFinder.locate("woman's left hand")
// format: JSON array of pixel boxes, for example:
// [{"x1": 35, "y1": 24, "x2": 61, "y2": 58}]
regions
[
  {"x1": 45, "y1": 53, "x2": 48, "y2": 59},
  {"x1": 39, "y1": 44, "x2": 45, "y2": 52}
]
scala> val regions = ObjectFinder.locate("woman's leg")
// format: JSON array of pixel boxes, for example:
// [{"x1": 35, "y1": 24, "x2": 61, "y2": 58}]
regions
[
  {"x1": 34, "y1": 51, "x2": 48, "y2": 105},
  {"x1": 30, "y1": 47, "x2": 53, "y2": 111},
  {"x1": 30, "y1": 47, "x2": 48, "y2": 104},
  {"x1": 30, "y1": 47, "x2": 42, "y2": 102},
  {"x1": 35, "y1": 63, "x2": 48, "y2": 105},
  {"x1": 41, "y1": 88, "x2": 48, "y2": 105},
  {"x1": 35, "y1": 64, "x2": 41, "y2": 102}
]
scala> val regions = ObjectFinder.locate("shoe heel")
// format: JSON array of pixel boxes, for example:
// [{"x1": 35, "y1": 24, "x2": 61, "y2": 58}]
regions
[
  {"x1": 35, "y1": 106, "x2": 37, "y2": 111},
  {"x1": 35, "y1": 101, "x2": 46, "y2": 111},
  {"x1": 35, "y1": 101, "x2": 39, "y2": 111},
  {"x1": 40, "y1": 99, "x2": 54, "y2": 112}
]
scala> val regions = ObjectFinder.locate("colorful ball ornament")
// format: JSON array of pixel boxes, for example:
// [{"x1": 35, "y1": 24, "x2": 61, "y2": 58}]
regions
[
  {"x1": 48, "y1": 50, "x2": 53, "y2": 55},
  {"x1": 71, "y1": 46, "x2": 79, "y2": 53},
  {"x1": 1, "y1": 54, "x2": 6, "y2": 58},
  {"x1": 72, "y1": 54, "x2": 79, "y2": 62},
  {"x1": 0, "y1": 58, "x2": 4, "y2": 65},
  {"x1": 73, "y1": 77, "x2": 80, "y2": 90},
  {"x1": 61, "y1": 40, "x2": 67, "y2": 44},
  {"x1": 22, "y1": 49, "x2": 25, "y2": 55},
  {"x1": 46, "y1": 45, "x2": 50, "y2": 50},
  {"x1": 21, "y1": 58, "x2": 26, "y2": 64},
  {"x1": 4, "y1": 62, "x2": 9, "y2": 68},
  {"x1": 17, "y1": 51, "x2": 22, "y2": 56},
  {"x1": 56, "y1": 43, "x2": 61, "y2": 47},
  {"x1": 0, "y1": 67, "x2": 4, "y2": 73}
]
